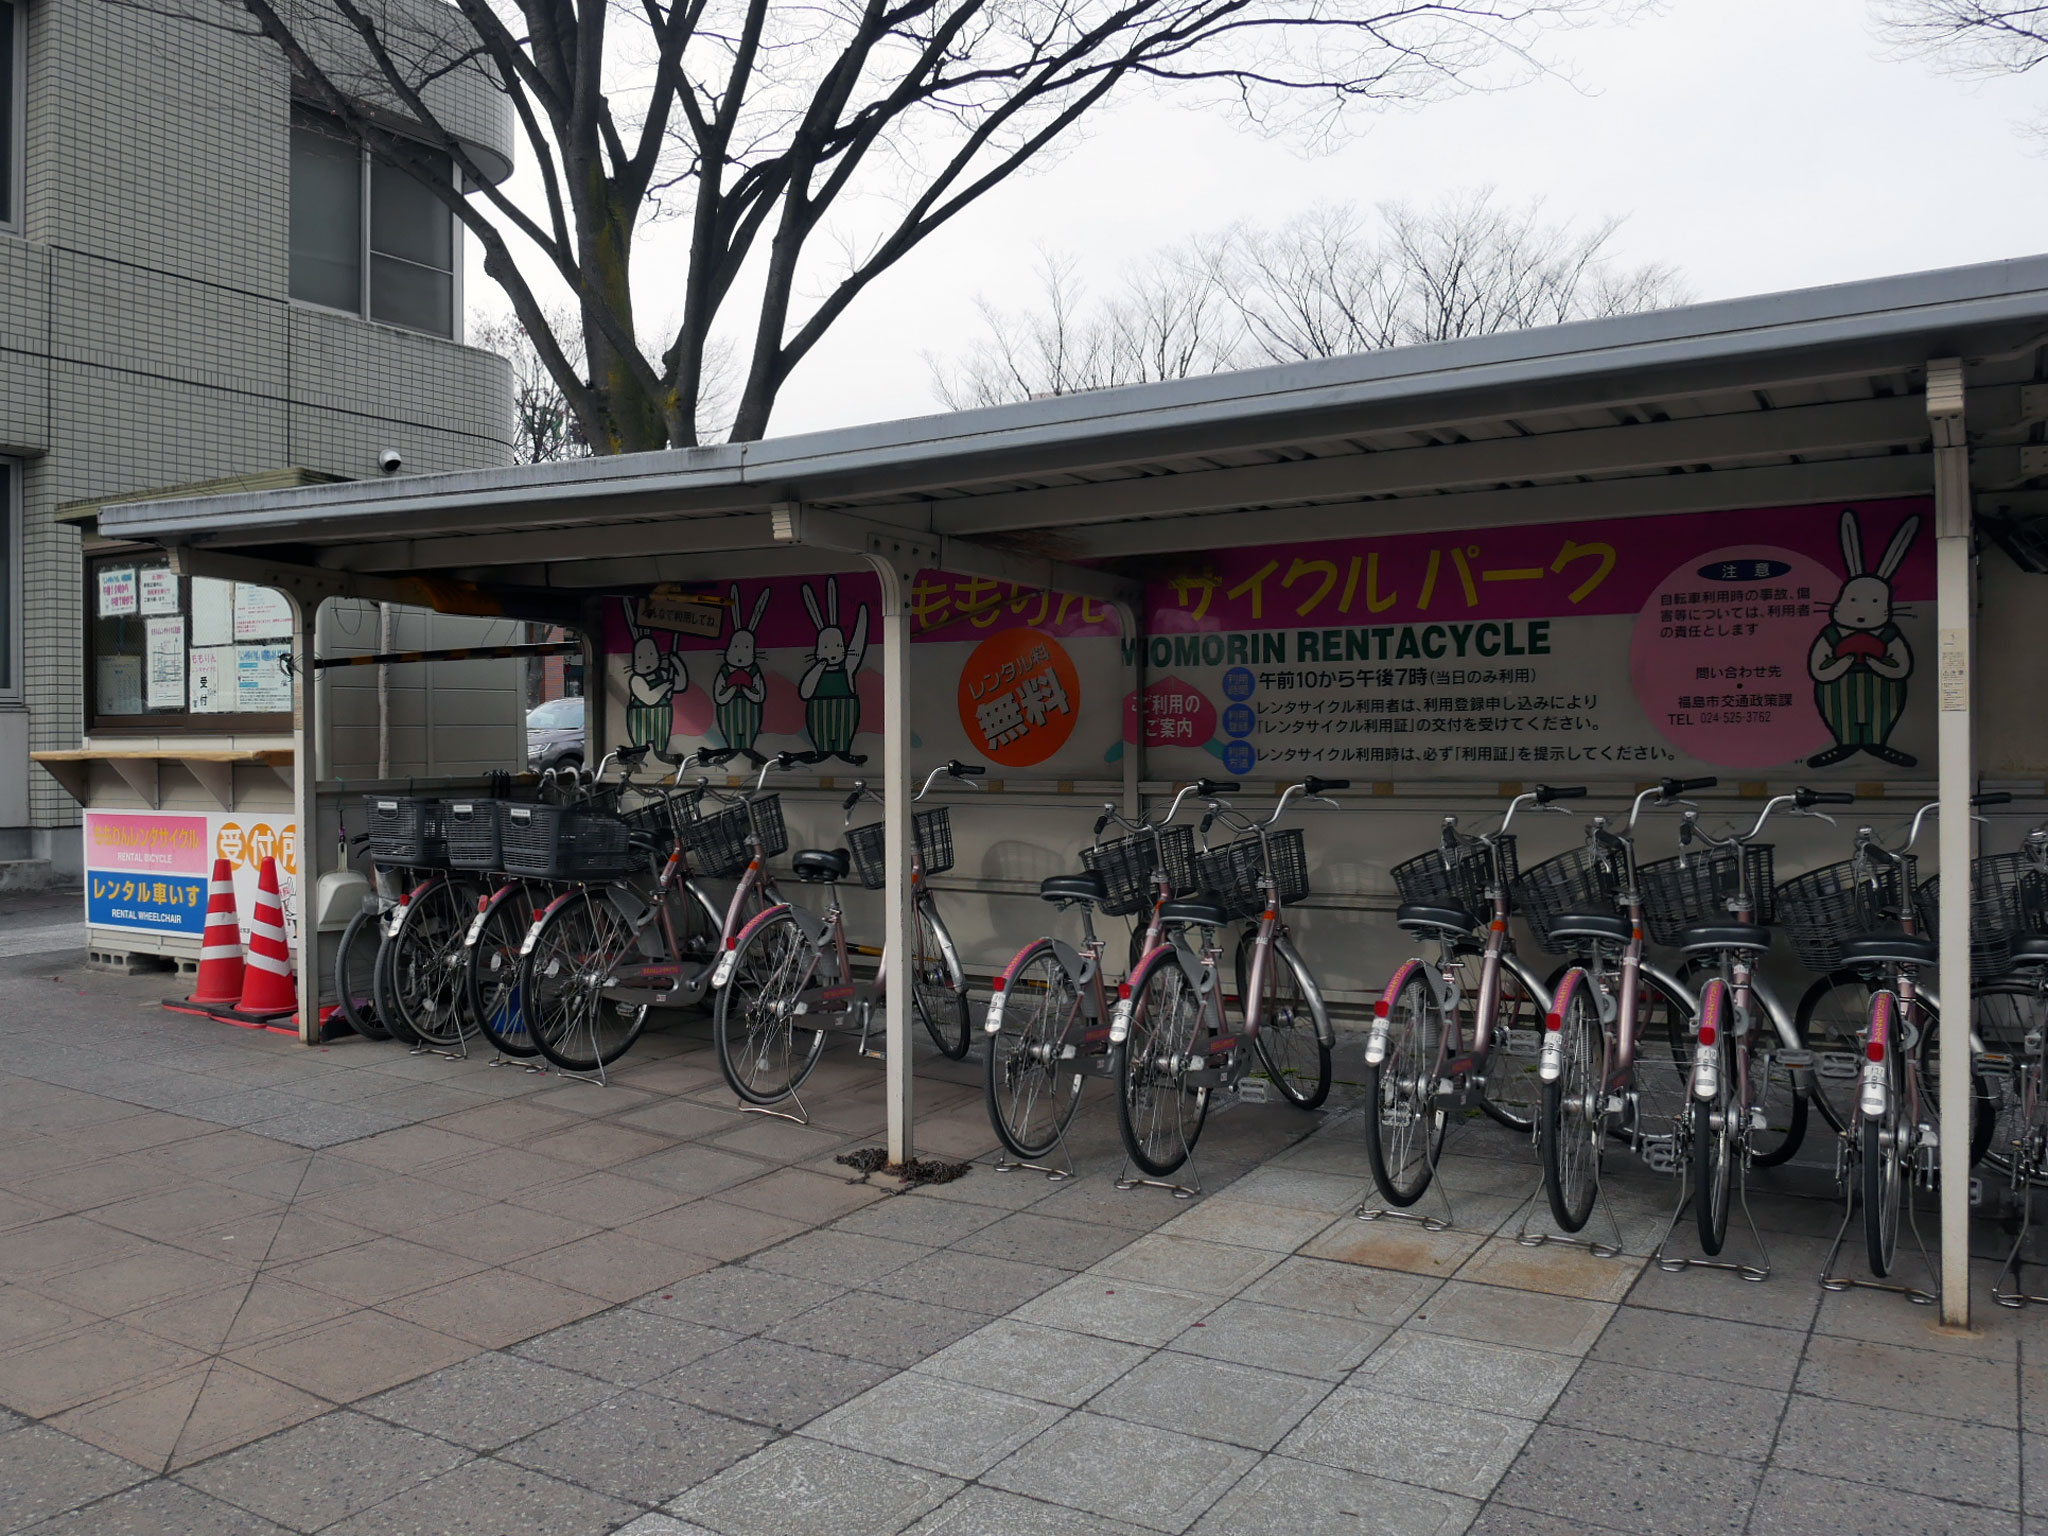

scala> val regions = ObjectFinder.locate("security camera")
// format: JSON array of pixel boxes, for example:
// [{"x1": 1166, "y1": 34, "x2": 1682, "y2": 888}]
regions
[{"x1": 378, "y1": 449, "x2": 403, "y2": 475}]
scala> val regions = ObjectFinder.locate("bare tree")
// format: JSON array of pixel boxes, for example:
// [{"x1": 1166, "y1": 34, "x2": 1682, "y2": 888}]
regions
[
  {"x1": 180, "y1": 0, "x2": 1649, "y2": 450},
  {"x1": 1872, "y1": 3, "x2": 2048, "y2": 131},
  {"x1": 470, "y1": 310, "x2": 587, "y2": 462},
  {"x1": 934, "y1": 188, "x2": 1687, "y2": 405}
]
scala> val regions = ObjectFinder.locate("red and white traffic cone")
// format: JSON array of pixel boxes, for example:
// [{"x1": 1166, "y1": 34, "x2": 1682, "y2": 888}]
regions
[
  {"x1": 232, "y1": 856, "x2": 296, "y2": 1021},
  {"x1": 164, "y1": 858, "x2": 245, "y2": 1018}
]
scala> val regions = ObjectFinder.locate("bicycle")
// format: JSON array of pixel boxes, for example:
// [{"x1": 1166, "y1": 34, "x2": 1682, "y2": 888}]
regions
[
  {"x1": 350, "y1": 791, "x2": 484, "y2": 1054},
  {"x1": 1641, "y1": 785, "x2": 1849, "y2": 1275},
  {"x1": 981, "y1": 782, "x2": 1208, "y2": 1174},
  {"x1": 1109, "y1": 777, "x2": 1344, "y2": 1193},
  {"x1": 710, "y1": 761, "x2": 983, "y2": 1114},
  {"x1": 1525, "y1": 779, "x2": 1706, "y2": 1247},
  {"x1": 1361, "y1": 784, "x2": 1574, "y2": 1218}
]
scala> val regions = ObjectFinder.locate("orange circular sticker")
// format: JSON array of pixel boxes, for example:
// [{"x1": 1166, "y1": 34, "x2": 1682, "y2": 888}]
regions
[
  {"x1": 248, "y1": 823, "x2": 278, "y2": 870},
  {"x1": 278, "y1": 824, "x2": 298, "y2": 876},
  {"x1": 216, "y1": 822, "x2": 245, "y2": 866},
  {"x1": 957, "y1": 627, "x2": 1080, "y2": 768}
]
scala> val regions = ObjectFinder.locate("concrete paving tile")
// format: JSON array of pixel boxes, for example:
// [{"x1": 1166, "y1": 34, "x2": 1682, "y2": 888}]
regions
[
  {"x1": 1748, "y1": 1465, "x2": 2021, "y2": 1536},
  {"x1": 228, "y1": 1309, "x2": 477, "y2": 1405},
  {"x1": 1404, "y1": 1277, "x2": 1612, "y2": 1357},
  {"x1": 1454, "y1": 1236, "x2": 1644, "y2": 1301},
  {"x1": 2029, "y1": 1433, "x2": 2048, "y2": 1517},
  {"x1": 1155, "y1": 1196, "x2": 1334, "y2": 1253},
  {"x1": 427, "y1": 1100, "x2": 582, "y2": 1144},
  {"x1": 177, "y1": 1417, "x2": 475, "y2": 1531},
  {"x1": 1796, "y1": 1332, "x2": 2020, "y2": 1426},
  {"x1": 123, "y1": 1277, "x2": 353, "y2": 1354},
  {"x1": 832, "y1": 1191, "x2": 1006, "y2": 1246},
  {"x1": 654, "y1": 1336, "x2": 891, "y2": 1430},
  {"x1": 30, "y1": 1244, "x2": 249, "y2": 1319},
  {"x1": 766, "y1": 1287, "x2": 987, "y2": 1367},
  {"x1": 0, "y1": 1318, "x2": 204, "y2": 1418},
  {"x1": 53, "y1": 1358, "x2": 325, "y2": 1472},
  {"x1": 1239, "y1": 1254, "x2": 1439, "y2": 1324},
  {"x1": 983, "y1": 1410, "x2": 1259, "y2": 1534},
  {"x1": 0, "y1": 1215, "x2": 153, "y2": 1280},
  {"x1": 614, "y1": 1098, "x2": 745, "y2": 1141},
  {"x1": 358, "y1": 1350, "x2": 615, "y2": 1451},
  {"x1": 918, "y1": 1317, "x2": 1152, "y2": 1406},
  {"x1": 621, "y1": 1197, "x2": 811, "y2": 1261},
  {"x1": 863, "y1": 1247, "x2": 1069, "y2": 1316},
  {"x1": 1624, "y1": 1249, "x2": 1822, "y2": 1329},
  {"x1": 633, "y1": 1263, "x2": 843, "y2": 1336},
  {"x1": 1280, "y1": 1385, "x2": 1534, "y2": 1499},
  {"x1": 507, "y1": 1229, "x2": 717, "y2": 1302},
  {"x1": 398, "y1": 1200, "x2": 600, "y2": 1266},
  {"x1": 513, "y1": 1306, "x2": 740, "y2": 1386},
  {"x1": 1352, "y1": 1330, "x2": 1577, "y2": 1419},
  {"x1": 618, "y1": 1144, "x2": 778, "y2": 1198},
  {"x1": 319, "y1": 1454, "x2": 638, "y2": 1536},
  {"x1": 708, "y1": 1114, "x2": 850, "y2": 1163},
  {"x1": 234, "y1": 1210, "x2": 377, "y2": 1266},
  {"x1": 1221, "y1": 1164, "x2": 1372, "y2": 1214},
  {"x1": 613, "y1": 1518, "x2": 722, "y2": 1536},
  {"x1": 1774, "y1": 1394, "x2": 2020, "y2": 1509},
  {"x1": 1188, "y1": 1455, "x2": 1477, "y2": 1536},
  {"x1": 1302, "y1": 1216, "x2": 1487, "y2": 1277},
  {"x1": 525, "y1": 1119, "x2": 678, "y2": 1170},
  {"x1": 1817, "y1": 1281, "x2": 2023, "y2": 1360},
  {"x1": 958, "y1": 1211, "x2": 1152, "y2": 1271},
  {"x1": 1462, "y1": 1504, "x2": 1636, "y2": 1536},
  {"x1": 1546, "y1": 1359, "x2": 1785, "y2": 1460},
  {"x1": 0, "y1": 1285, "x2": 100, "y2": 1349},
  {"x1": 329, "y1": 1123, "x2": 493, "y2": 1173},
  {"x1": 0, "y1": 1423, "x2": 150, "y2": 1533},
  {"x1": 374, "y1": 1265, "x2": 610, "y2": 1349},
  {"x1": 672, "y1": 1437, "x2": 959, "y2": 1536},
  {"x1": 1091, "y1": 1350, "x2": 1332, "y2": 1451},
  {"x1": 715, "y1": 1165, "x2": 889, "y2": 1223},
  {"x1": 294, "y1": 1175, "x2": 494, "y2": 1236},
  {"x1": 1587, "y1": 1305, "x2": 1804, "y2": 1390},
  {"x1": 502, "y1": 1389, "x2": 775, "y2": 1503},
  {"x1": 522, "y1": 1079, "x2": 657, "y2": 1117},
  {"x1": 182, "y1": 1088, "x2": 316, "y2": 1130},
  {"x1": 1166, "y1": 1297, "x2": 1388, "y2": 1380},
  {"x1": 899, "y1": 1486, "x2": 1153, "y2": 1536},
  {"x1": 18, "y1": 1476, "x2": 297, "y2": 1535},
  {"x1": 1023, "y1": 1178, "x2": 1190, "y2": 1232},
  {"x1": 0, "y1": 1192, "x2": 55, "y2": 1234},
  {"x1": 1487, "y1": 1424, "x2": 1762, "y2": 1535},
  {"x1": 514, "y1": 1169, "x2": 690, "y2": 1227},
  {"x1": 425, "y1": 1146, "x2": 581, "y2": 1201},
  {"x1": 268, "y1": 1234, "x2": 487, "y2": 1306},
  {"x1": 804, "y1": 1371, "x2": 1066, "y2": 1478},
  {"x1": 17, "y1": 1153, "x2": 188, "y2": 1214},
  {"x1": 1091, "y1": 1234, "x2": 1283, "y2": 1298},
  {"x1": 747, "y1": 1229, "x2": 933, "y2": 1286},
  {"x1": 1014, "y1": 1274, "x2": 1220, "y2": 1347}
]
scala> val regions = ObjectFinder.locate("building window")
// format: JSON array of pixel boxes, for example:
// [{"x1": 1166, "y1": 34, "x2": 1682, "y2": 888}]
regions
[
  {"x1": 0, "y1": 1, "x2": 20, "y2": 229},
  {"x1": 289, "y1": 107, "x2": 458, "y2": 338},
  {"x1": 0, "y1": 461, "x2": 16, "y2": 697},
  {"x1": 87, "y1": 554, "x2": 294, "y2": 730}
]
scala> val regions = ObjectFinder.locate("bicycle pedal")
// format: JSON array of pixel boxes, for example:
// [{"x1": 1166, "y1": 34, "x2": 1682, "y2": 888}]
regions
[
  {"x1": 1776, "y1": 1049, "x2": 1813, "y2": 1070},
  {"x1": 1750, "y1": 1106, "x2": 1768, "y2": 1131},
  {"x1": 1815, "y1": 1052, "x2": 1860, "y2": 1083},
  {"x1": 1236, "y1": 1078, "x2": 1270, "y2": 1105},
  {"x1": 1639, "y1": 1137, "x2": 1680, "y2": 1175}
]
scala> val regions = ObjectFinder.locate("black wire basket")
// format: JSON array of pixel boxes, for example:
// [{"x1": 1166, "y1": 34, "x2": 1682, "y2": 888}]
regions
[
  {"x1": 845, "y1": 808, "x2": 955, "y2": 891},
  {"x1": 683, "y1": 803, "x2": 752, "y2": 879},
  {"x1": 1083, "y1": 825, "x2": 1197, "y2": 918},
  {"x1": 1391, "y1": 835, "x2": 1518, "y2": 920},
  {"x1": 747, "y1": 794, "x2": 789, "y2": 860},
  {"x1": 442, "y1": 798, "x2": 505, "y2": 871},
  {"x1": 1773, "y1": 855, "x2": 1915, "y2": 972},
  {"x1": 1916, "y1": 852, "x2": 2038, "y2": 978},
  {"x1": 497, "y1": 802, "x2": 639, "y2": 880},
  {"x1": 620, "y1": 795, "x2": 679, "y2": 856},
  {"x1": 1195, "y1": 827, "x2": 1310, "y2": 922},
  {"x1": 362, "y1": 795, "x2": 446, "y2": 868},
  {"x1": 1637, "y1": 844, "x2": 1777, "y2": 947},
  {"x1": 1512, "y1": 845, "x2": 1621, "y2": 955}
]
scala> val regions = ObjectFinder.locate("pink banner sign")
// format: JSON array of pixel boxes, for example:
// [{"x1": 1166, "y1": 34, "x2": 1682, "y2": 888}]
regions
[{"x1": 84, "y1": 811, "x2": 211, "y2": 876}]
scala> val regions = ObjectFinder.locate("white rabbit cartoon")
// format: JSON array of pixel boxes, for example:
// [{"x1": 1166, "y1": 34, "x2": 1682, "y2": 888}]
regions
[
  {"x1": 712, "y1": 585, "x2": 772, "y2": 765},
  {"x1": 1806, "y1": 508, "x2": 1919, "y2": 768},
  {"x1": 622, "y1": 599, "x2": 688, "y2": 753},
  {"x1": 798, "y1": 576, "x2": 869, "y2": 765}
]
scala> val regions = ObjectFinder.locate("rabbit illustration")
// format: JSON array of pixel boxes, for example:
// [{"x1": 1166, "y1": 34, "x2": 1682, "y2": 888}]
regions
[
  {"x1": 713, "y1": 585, "x2": 772, "y2": 765},
  {"x1": 1806, "y1": 508, "x2": 1920, "y2": 768},
  {"x1": 621, "y1": 598, "x2": 689, "y2": 752},
  {"x1": 798, "y1": 576, "x2": 870, "y2": 765}
]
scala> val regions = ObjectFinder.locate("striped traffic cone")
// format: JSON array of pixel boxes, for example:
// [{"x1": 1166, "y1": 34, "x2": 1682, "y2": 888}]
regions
[
  {"x1": 164, "y1": 858, "x2": 246, "y2": 1019},
  {"x1": 233, "y1": 856, "x2": 296, "y2": 1020}
]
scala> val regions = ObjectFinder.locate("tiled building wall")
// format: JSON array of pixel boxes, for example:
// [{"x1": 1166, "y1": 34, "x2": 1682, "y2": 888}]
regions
[{"x1": 6, "y1": 0, "x2": 516, "y2": 837}]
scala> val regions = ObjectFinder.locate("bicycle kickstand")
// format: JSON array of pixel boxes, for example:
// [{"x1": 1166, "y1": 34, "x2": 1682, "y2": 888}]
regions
[
  {"x1": 1991, "y1": 1174, "x2": 2048, "y2": 1307},
  {"x1": 1819, "y1": 1140, "x2": 1938, "y2": 1306},
  {"x1": 995, "y1": 1103, "x2": 1077, "y2": 1183},
  {"x1": 1357, "y1": 1105, "x2": 1458, "y2": 1233},
  {"x1": 1652, "y1": 1142, "x2": 1771, "y2": 1284},
  {"x1": 1116, "y1": 1148, "x2": 1203, "y2": 1201},
  {"x1": 1515, "y1": 1140, "x2": 1624, "y2": 1260}
]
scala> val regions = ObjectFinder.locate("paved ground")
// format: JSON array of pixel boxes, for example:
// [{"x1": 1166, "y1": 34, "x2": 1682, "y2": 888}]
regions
[{"x1": 1, "y1": 889, "x2": 2044, "y2": 1534}]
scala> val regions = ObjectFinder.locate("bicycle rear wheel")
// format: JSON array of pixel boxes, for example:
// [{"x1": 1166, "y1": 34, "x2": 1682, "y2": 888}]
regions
[
  {"x1": 1480, "y1": 960, "x2": 1543, "y2": 1132},
  {"x1": 1364, "y1": 964, "x2": 1446, "y2": 1206},
  {"x1": 1675, "y1": 957, "x2": 1805, "y2": 1167},
  {"x1": 714, "y1": 907, "x2": 828, "y2": 1104},
  {"x1": 393, "y1": 880, "x2": 479, "y2": 1048},
  {"x1": 1971, "y1": 980, "x2": 2048, "y2": 1178},
  {"x1": 1540, "y1": 968, "x2": 1606, "y2": 1233},
  {"x1": 468, "y1": 887, "x2": 540, "y2": 1058},
  {"x1": 1237, "y1": 930, "x2": 1331, "y2": 1111},
  {"x1": 913, "y1": 901, "x2": 971, "y2": 1060},
  {"x1": 332, "y1": 905, "x2": 388, "y2": 1041},
  {"x1": 520, "y1": 889, "x2": 651, "y2": 1072},
  {"x1": 1115, "y1": 944, "x2": 1211, "y2": 1178},
  {"x1": 1863, "y1": 990, "x2": 1908, "y2": 1278},
  {"x1": 1691, "y1": 977, "x2": 1735, "y2": 1256},
  {"x1": 985, "y1": 939, "x2": 1087, "y2": 1161}
]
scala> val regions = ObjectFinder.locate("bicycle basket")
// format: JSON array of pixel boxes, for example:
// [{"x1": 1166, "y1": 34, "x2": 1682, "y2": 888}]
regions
[
  {"x1": 1083, "y1": 824, "x2": 1197, "y2": 917},
  {"x1": 846, "y1": 821, "x2": 887, "y2": 890},
  {"x1": 620, "y1": 795, "x2": 679, "y2": 855},
  {"x1": 1773, "y1": 855, "x2": 1914, "y2": 972},
  {"x1": 442, "y1": 798, "x2": 504, "y2": 870},
  {"x1": 1636, "y1": 844, "x2": 1777, "y2": 947},
  {"x1": 1392, "y1": 835, "x2": 1517, "y2": 919},
  {"x1": 916, "y1": 807, "x2": 955, "y2": 877},
  {"x1": 682, "y1": 802, "x2": 752, "y2": 880},
  {"x1": 497, "y1": 802, "x2": 639, "y2": 881},
  {"x1": 747, "y1": 794, "x2": 789, "y2": 859},
  {"x1": 1916, "y1": 851, "x2": 2036, "y2": 978},
  {"x1": 362, "y1": 795, "x2": 445, "y2": 868},
  {"x1": 1195, "y1": 827, "x2": 1310, "y2": 922},
  {"x1": 1512, "y1": 845, "x2": 1620, "y2": 955}
]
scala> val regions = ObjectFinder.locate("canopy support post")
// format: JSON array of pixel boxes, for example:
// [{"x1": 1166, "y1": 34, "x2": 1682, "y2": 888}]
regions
[
  {"x1": 1929, "y1": 357, "x2": 1973, "y2": 1329},
  {"x1": 290, "y1": 593, "x2": 321, "y2": 1047},
  {"x1": 866, "y1": 552, "x2": 918, "y2": 1168},
  {"x1": 1117, "y1": 598, "x2": 1145, "y2": 818}
]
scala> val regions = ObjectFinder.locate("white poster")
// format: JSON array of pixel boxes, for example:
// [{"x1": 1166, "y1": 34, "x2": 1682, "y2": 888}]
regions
[
  {"x1": 139, "y1": 568, "x2": 179, "y2": 615},
  {"x1": 235, "y1": 644, "x2": 292, "y2": 712},
  {"x1": 144, "y1": 616, "x2": 186, "y2": 710},
  {"x1": 190, "y1": 646, "x2": 232, "y2": 713},
  {"x1": 233, "y1": 585, "x2": 293, "y2": 641},
  {"x1": 192, "y1": 578, "x2": 234, "y2": 646},
  {"x1": 96, "y1": 654, "x2": 142, "y2": 715},
  {"x1": 97, "y1": 568, "x2": 137, "y2": 617}
]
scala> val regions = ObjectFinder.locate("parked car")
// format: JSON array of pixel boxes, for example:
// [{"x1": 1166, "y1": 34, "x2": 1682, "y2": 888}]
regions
[{"x1": 526, "y1": 695, "x2": 585, "y2": 773}]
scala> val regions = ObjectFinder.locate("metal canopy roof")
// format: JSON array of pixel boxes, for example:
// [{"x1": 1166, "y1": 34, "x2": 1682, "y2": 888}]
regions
[{"x1": 103, "y1": 254, "x2": 2048, "y2": 591}]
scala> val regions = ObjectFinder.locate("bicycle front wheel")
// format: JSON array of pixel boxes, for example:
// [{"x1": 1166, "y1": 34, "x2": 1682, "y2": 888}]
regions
[
  {"x1": 1691, "y1": 977, "x2": 1735, "y2": 1257},
  {"x1": 714, "y1": 908, "x2": 828, "y2": 1105},
  {"x1": 1480, "y1": 960, "x2": 1544, "y2": 1132},
  {"x1": 985, "y1": 939, "x2": 1087, "y2": 1161},
  {"x1": 1115, "y1": 945, "x2": 1211, "y2": 1178},
  {"x1": 913, "y1": 901, "x2": 971, "y2": 1060},
  {"x1": 1237, "y1": 930, "x2": 1331, "y2": 1111},
  {"x1": 468, "y1": 887, "x2": 540, "y2": 1058},
  {"x1": 1540, "y1": 968, "x2": 1607, "y2": 1233},
  {"x1": 1863, "y1": 991, "x2": 1908, "y2": 1278},
  {"x1": 520, "y1": 889, "x2": 651, "y2": 1072},
  {"x1": 1364, "y1": 964, "x2": 1446, "y2": 1206},
  {"x1": 388, "y1": 880, "x2": 475, "y2": 1047},
  {"x1": 333, "y1": 905, "x2": 388, "y2": 1041}
]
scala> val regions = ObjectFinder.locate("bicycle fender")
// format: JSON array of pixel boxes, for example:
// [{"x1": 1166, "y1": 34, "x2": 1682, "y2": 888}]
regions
[
  {"x1": 1692, "y1": 978, "x2": 1727, "y2": 1103},
  {"x1": 711, "y1": 901, "x2": 793, "y2": 990},
  {"x1": 1367, "y1": 959, "x2": 1427, "y2": 1067},
  {"x1": 1050, "y1": 937, "x2": 1088, "y2": 987},
  {"x1": 1861, "y1": 990, "x2": 1896, "y2": 1121},
  {"x1": 1541, "y1": 967, "x2": 1591, "y2": 1083},
  {"x1": 1272, "y1": 933, "x2": 1336, "y2": 1048},
  {"x1": 1109, "y1": 945, "x2": 1168, "y2": 1046},
  {"x1": 518, "y1": 888, "x2": 581, "y2": 957}
]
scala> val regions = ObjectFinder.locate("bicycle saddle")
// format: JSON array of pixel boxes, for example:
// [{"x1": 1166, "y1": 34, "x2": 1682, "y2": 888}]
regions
[
  {"x1": 1159, "y1": 894, "x2": 1229, "y2": 926},
  {"x1": 792, "y1": 847, "x2": 851, "y2": 882},
  {"x1": 1677, "y1": 922, "x2": 1771, "y2": 953},
  {"x1": 2008, "y1": 935, "x2": 2048, "y2": 967},
  {"x1": 1396, "y1": 902, "x2": 1474, "y2": 934},
  {"x1": 1546, "y1": 911, "x2": 1632, "y2": 944},
  {"x1": 1040, "y1": 873, "x2": 1107, "y2": 905},
  {"x1": 1837, "y1": 930, "x2": 1938, "y2": 967}
]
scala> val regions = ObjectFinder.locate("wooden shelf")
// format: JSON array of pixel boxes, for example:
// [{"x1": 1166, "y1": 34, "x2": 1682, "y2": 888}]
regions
[{"x1": 33, "y1": 748, "x2": 293, "y2": 809}]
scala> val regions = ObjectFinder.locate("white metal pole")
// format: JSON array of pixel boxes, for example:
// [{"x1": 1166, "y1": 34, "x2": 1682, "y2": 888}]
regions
[
  {"x1": 1118, "y1": 598, "x2": 1145, "y2": 820},
  {"x1": 871, "y1": 560, "x2": 915, "y2": 1166},
  {"x1": 1928, "y1": 357, "x2": 1972, "y2": 1327},
  {"x1": 291, "y1": 593, "x2": 322, "y2": 1047}
]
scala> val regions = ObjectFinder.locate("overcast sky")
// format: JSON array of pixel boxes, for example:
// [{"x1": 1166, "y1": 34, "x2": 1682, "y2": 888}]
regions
[{"x1": 470, "y1": 0, "x2": 2048, "y2": 440}]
